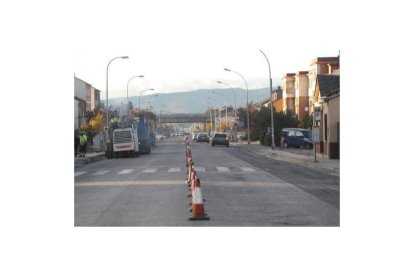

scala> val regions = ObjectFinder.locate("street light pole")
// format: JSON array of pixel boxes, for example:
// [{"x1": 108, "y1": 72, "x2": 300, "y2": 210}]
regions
[
  {"x1": 127, "y1": 75, "x2": 144, "y2": 100},
  {"x1": 208, "y1": 96, "x2": 217, "y2": 132},
  {"x1": 217, "y1": 80, "x2": 237, "y2": 117},
  {"x1": 106, "y1": 56, "x2": 129, "y2": 128},
  {"x1": 224, "y1": 68, "x2": 250, "y2": 144},
  {"x1": 138, "y1": 88, "x2": 155, "y2": 110},
  {"x1": 259, "y1": 50, "x2": 275, "y2": 150}
]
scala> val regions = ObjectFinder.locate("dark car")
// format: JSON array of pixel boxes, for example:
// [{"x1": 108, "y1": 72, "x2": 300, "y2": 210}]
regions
[
  {"x1": 212, "y1": 133, "x2": 229, "y2": 147},
  {"x1": 196, "y1": 133, "x2": 209, "y2": 143},
  {"x1": 281, "y1": 128, "x2": 313, "y2": 149}
]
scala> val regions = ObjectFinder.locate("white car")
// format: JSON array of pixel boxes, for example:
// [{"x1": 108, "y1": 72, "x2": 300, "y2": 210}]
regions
[{"x1": 155, "y1": 134, "x2": 165, "y2": 141}]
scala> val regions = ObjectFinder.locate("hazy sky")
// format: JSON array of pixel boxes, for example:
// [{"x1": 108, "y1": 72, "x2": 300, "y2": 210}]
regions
[{"x1": 73, "y1": 0, "x2": 340, "y2": 99}]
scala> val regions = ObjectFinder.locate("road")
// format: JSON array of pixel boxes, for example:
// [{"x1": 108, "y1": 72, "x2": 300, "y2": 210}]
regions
[{"x1": 74, "y1": 138, "x2": 339, "y2": 226}]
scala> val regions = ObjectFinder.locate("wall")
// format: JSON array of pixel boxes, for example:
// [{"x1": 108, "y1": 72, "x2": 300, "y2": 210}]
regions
[
  {"x1": 282, "y1": 74, "x2": 295, "y2": 112},
  {"x1": 74, "y1": 99, "x2": 79, "y2": 128},
  {"x1": 295, "y1": 72, "x2": 309, "y2": 121},
  {"x1": 74, "y1": 77, "x2": 87, "y2": 100},
  {"x1": 295, "y1": 96, "x2": 309, "y2": 121},
  {"x1": 327, "y1": 95, "x2": 340, "y2": 159},
  {"x1": 273, "y1": 98, "x2": 283, "y2": 112}
]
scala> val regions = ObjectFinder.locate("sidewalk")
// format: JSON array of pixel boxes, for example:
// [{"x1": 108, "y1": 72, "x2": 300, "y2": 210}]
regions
[
  {"x1": 231, "y1": 141, "x2": 340, "y2": 174},
  {"x1": 74, "y1": 151, "x2": 105, "y2": 167}
]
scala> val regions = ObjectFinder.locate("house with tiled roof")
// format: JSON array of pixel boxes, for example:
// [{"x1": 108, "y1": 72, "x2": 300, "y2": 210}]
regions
[
  {"x1": 307, "y1": 56, "x2": 339, "y2": 115},
  {"x1": 313, "y1": 74, "x2": 340, "y2": 159}
]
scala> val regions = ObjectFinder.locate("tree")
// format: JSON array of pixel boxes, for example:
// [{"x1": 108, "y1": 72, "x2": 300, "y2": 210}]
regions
[
  {"x1": 301, "y1": 115, "x2": 313, "y2": 129},
  {"x1": 79, "y1": 111, "x2": 104, "y2": 133}
]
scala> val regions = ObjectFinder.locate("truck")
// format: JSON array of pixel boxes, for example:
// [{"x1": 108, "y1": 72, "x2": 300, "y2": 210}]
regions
[
  {"x1": 103, "y1": 102, "x2": 140, "y2": 159},
  {"x1": 136, "y1": 114, "x2": 151, "y2": 154},
  {"x1": 103, "y1": 122, "x2": 140, "y2": 159}
]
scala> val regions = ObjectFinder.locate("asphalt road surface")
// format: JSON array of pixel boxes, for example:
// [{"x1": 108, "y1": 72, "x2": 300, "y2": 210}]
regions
[{"x1": 74, "y1": 139, "x2": 339, "y2": 226}]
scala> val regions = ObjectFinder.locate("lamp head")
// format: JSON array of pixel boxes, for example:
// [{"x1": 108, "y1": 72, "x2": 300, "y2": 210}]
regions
[
  {"x1": 122, "y1": 56, "x2": 129, "y2": 59},
  {"x1": 224, "y1": 68, "x2": 231, "y2": 72}
]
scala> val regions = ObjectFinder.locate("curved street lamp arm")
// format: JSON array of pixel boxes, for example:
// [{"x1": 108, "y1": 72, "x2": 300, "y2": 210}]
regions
[
  {"x1": 259, "y1": 50, "x2": 271, "y2": 78},
  {"x1": 106, "y1": 56, "x2": 129, "y2": 127},
  {"x1": 259, "y1": 49, "x2": 275, "y2": 149}
]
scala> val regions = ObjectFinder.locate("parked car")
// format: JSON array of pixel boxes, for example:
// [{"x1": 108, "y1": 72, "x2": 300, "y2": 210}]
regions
[
  {"x1": 211, "y1": 133, "x2": 229, "y2": 147},
  {"x1": 280, "y1": 128, "x2": 313, "y2": 149},
  {"x1": 196, "y1": 133, "x2": 209, "y2": 143}
]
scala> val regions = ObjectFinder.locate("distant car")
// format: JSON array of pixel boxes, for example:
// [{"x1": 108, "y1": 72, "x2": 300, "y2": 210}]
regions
[
  {"x1": 212, "y1": 133, "x2": 229, "y2": 147},
  {"x1": 155, "y1": 134, "x2": 165, "y2": 141},
  {"x1": 280, "y1": 128, "x2": 313, "y2": 149},
  {"x1": 196, "y1": 133, "x2": 209, "y2": 143}
]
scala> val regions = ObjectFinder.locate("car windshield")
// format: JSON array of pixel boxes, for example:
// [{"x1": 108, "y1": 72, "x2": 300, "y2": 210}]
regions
[
  {"x1": 215, "y1": 134, "x2": 226, "y2": 138},
  {"x1": 302, "y1": 130, "x2": 311, "y2": 138}
]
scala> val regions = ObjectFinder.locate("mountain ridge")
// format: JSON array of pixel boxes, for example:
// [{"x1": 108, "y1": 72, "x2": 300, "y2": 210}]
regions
[{"x1": 108, "y1": 87, "x2": 271, "y2": 113}]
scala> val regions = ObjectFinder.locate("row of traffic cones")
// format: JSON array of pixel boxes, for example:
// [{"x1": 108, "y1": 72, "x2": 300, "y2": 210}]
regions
[{"x1": 185, "y1": 137, "x2": 209, "y2": 221}]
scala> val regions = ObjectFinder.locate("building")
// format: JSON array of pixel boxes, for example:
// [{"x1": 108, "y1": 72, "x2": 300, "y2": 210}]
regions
[
  {"x1": 74, "y1": 76, "x2": 101, "y2": 129},
  {"x1": 272, "y1": 86, "x2": 283, "y2": 112},
  {"x1": 294, "y1": 71, "x2": 309, "y2": 122},
  {"x1": 281, "y1": 73, "x2": 296, "y2": 112},
  {"x1": 271, "y1": 55, "x2": 340, "y2": 159},
  {"x1": 313, "y1": 74, "x2": 340, "y2": 159}
]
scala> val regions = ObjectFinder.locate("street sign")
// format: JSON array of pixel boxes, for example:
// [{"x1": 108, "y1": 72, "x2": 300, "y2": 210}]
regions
[
  {"x1": 314, "y1": 107, "x2": 321, "y2": 121},
  {"x1": 312, "y1": 127, "x2": 320, "y2": 143}
]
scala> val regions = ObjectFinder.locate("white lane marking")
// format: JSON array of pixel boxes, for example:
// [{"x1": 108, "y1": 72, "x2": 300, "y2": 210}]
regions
[
  {"x1": 194, "y1": 166, "x2": 206, "y2": 172},
  {"x1": 168, "y1": 167, "x2": 181, "y2": 172},
  {"x1": 92, "y1": 170, "x2": 111, "y2": 175},
  {"x1": 75, "y1": 171, "x2": 87, "y2": 177},
  {"x1": 143, "y1": 168, "x2": 158, "y2": 173},
  {"x1": 240, "y1": 167, "x2": 255, "y2": 172},
  {"x1": 118, "y1": 169, "x2": 134, "y2": 174},
  {"x1": 216, "y1": 167, "x2": 230, "y2": 172}
]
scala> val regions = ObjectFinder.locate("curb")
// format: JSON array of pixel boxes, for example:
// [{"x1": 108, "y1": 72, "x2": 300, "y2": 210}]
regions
[
  {"x1": 263, "y1": 151, "x2": 339, "y2": 173},
  {"x1": 75, "y1": 153, "x2": 105, "y2": 166},
  {"x1": 233, "y1": 143, "x2": 339, "y2": 173}
]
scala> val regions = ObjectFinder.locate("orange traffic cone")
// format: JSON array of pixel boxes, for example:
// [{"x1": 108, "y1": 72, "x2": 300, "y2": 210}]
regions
[
  {"x1": 186, "y1": 163, "x2": 194, "y2": 184},
  {"x1": 188, "y1": 170, "x2": 196, "y2": 196},
  {"x1": 186, "y1": 164, "x2": 191, "y2": 183},
  {"x1": 187, "y1": 147, "x2": 192, "y2": 158},
  {"x1": 189, "y1": 178, "x2": 209, "y2": 220}
]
